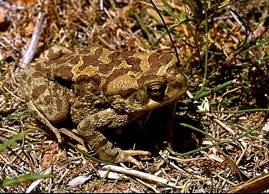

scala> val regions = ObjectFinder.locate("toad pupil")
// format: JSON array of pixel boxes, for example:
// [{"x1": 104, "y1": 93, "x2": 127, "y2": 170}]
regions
[{"x1": 146, "y1": 83, "x2": 166, "y2": 102}]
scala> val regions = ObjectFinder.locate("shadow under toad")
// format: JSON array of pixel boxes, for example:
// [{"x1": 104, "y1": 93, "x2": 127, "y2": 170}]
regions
[{"x1": 103, "y1": 105, "x2": 204, "y2": 156}]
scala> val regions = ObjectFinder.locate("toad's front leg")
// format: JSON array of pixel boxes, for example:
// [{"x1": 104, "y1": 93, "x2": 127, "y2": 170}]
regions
[{"x1": 77, "y1": 108, "x2": 151, "y2": 168}]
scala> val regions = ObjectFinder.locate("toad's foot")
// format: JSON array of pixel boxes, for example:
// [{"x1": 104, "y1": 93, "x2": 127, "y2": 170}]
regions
[{"x1": 114, "y1": 149, "x2": 151, "y2": 169}]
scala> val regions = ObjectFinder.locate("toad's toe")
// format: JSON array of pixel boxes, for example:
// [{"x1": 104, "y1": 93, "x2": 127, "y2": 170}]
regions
[{"x1": 114, "y1": 150, "x2": 151, "y2": 169}]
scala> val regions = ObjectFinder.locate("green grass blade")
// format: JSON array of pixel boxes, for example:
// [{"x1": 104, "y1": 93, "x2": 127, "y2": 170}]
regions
[
  {"x1": 0, "y1": 130, "x2": 31, "y2": 153},
  {"x1": 0, "y1": 173, "x2": 54, "y2": 187}
]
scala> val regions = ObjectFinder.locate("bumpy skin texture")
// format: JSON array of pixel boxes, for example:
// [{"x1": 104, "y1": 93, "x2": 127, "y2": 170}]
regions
[{"x1": 22, "y1": 46, "x2": 188, "y2": 167}]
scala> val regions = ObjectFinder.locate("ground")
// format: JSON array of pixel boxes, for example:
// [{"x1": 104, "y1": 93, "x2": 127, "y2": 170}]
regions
[{"x1": 0, "y1": 0, "x2": 269, "y2": 193}]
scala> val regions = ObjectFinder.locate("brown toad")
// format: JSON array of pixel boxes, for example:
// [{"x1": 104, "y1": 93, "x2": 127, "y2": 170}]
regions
[{"x1": 22, "y1": 46, "x2": 188, "y2": 167}]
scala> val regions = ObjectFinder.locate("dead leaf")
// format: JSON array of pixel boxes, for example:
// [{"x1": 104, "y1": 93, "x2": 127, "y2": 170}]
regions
[
  {"x1": 24, "y1": 21, "x2": 35, "y2": 36},
  {"x1": 41, "y1": 143, "x2": 65, "y2": 169}
]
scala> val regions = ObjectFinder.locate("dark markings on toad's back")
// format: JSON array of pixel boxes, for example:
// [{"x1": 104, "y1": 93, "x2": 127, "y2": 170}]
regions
[
  {"x1": 76, "y1": 74, "x2": 91, "y2": 83},
  {"x1": 80, "y1": 49, "x2": 103, "y2": 71},
  {"x1": 120, "y1": 51, "x2": 135, "y2": 59},
  {"x1": 76, "y1": 74, "x2": 101, "y2": 87},
  {"x1": 148, "y1": 53, "x2": 173, "y2": 71},
  {"x1": 126, "y1": 57, "x2": 142, "y2": 72},
  {"x1": 108, "y1": 51, "x2": 121, "y2": 61},
  {"x1": 99, "y1": 51, "x2": 137, "y2": 74},
  {"x1": 100, "y1": 60, "x2": 121, "y2": 74},
  {"x1": 34, "y1": 65, "x2": 51, "y2": 79},
  {"x1": 93, "y1": 51, "x2": 122, "y2": 74},
  {"x1": 55, "y1": 66, "x2": 73, "y2": 80},
  {"x1": 44, "y1": 95, "x2": 52, "y2": 105},
  {"x1": 30, "y1": 71, "x2": 42, "y2": 78},
  {"x1": 34, "y1": 63, "x2": 43, "y2": 72},
  {"x1": 108, "y1": 50, "x2": 135, "y2": 63},
  {"x1": 166, "y1": 65, "x2": 181, "y2": 81},
  {"x1": 79, "y1": 47, "x2": 92, "y2": 55},
  {"x1": 102, "y1": 68, "x2": 129, "y2": 92},
  {"x1": 31, "y1": 85, "x2": 47, "y2": 100},
  {"x1": 91, "y1": 74, "x2": 101, "y2": 86},
  {"x1": 69, "y1": 55, "x2": 80, "y2": 65}
]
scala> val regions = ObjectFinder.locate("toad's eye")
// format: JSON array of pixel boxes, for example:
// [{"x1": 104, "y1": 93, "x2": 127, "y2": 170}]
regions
[{"x1": 146, "y1": 82, "x2": 166, "y2": 102}]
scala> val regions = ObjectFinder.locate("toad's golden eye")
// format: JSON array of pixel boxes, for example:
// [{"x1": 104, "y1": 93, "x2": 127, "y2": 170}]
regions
[{"x1": 146, "y1": 82, "x2": 166, "y2": 102}]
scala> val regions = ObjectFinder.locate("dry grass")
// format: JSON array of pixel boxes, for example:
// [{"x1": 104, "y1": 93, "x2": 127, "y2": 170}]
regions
[{"x1": 0, "y1": 0, "x2": 269, "y2": 192}]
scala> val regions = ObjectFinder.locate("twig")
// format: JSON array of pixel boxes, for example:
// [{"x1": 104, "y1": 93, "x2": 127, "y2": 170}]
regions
[
  {"x1": 213, "y1": 171, "x2": 237, "y2": 186},
  {"x1": 58, "y1": 128, "x2": 85, "y2": 146},
  {"x1": 15, "y1": 11, "x2": 44, "y2": 76},
  {"x1": 134, "y1": 178, "x2": 160, "y2": 193},
  {"x1": 213, "y1": 117, "x2": 235, "y2": 135},
  {"x1": 102, "y1": 165, "x2": 180, "y2": 189},
  {"x1": 236, "y1": 145, "x2": 249, "y2": 165}
]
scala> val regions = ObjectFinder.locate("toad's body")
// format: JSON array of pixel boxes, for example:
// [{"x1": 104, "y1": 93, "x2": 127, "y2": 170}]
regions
[{"x1": 22, "y1": 46, "x2": 188, "y2": 167}]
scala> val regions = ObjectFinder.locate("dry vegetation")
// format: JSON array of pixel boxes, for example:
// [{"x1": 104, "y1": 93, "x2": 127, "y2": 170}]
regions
[{"x1": 0, "y1": 0, "x2": 269, "y2": 192}]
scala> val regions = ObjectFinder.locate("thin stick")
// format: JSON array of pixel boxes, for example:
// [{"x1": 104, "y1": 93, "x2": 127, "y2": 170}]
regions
[
  {"x1": 15, "y1": 11, "x2": 44, "y2": 76},
  {"x1": 103, "y1": 165, "x2": 180, "y2": 189}
]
